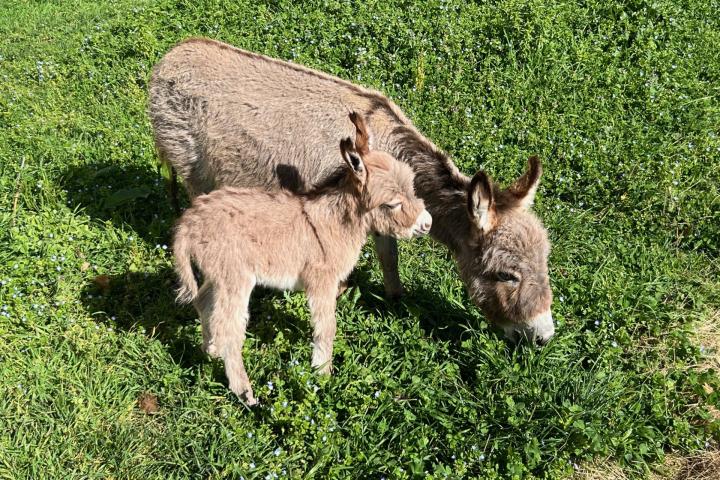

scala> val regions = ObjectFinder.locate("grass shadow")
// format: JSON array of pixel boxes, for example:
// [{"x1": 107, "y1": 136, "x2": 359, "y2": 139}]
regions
[
  {"x1": 79, "y1": 267, "x2": 314, "y2": 376},
  {"x1": 60, "y1": 161, "x2": 183, "y2": 244}
]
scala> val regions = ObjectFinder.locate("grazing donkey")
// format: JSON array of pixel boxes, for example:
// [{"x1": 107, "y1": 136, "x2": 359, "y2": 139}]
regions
[
  {"x1": 173, "y1": 113, "x2": 431, "y2": 404},
  {"x1": 151, "y1": 38, "x2": 554, "y2": 344}
]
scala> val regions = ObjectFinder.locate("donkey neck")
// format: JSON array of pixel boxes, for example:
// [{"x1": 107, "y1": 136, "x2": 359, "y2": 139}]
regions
[
  {"x1": 383, "y1": 124, "x2": 474, "y2": 255},
  {"x1": 301, "y1": 186, "x2": 369, "y2": 256}
]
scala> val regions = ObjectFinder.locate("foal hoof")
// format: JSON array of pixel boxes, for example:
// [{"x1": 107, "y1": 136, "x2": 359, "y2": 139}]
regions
[
  {"x1": 336, "y1": 281, "x2": 349, "y2": 298},
  {"x1": 239, "y1": 391, "x2": 258, "y2": 407}
]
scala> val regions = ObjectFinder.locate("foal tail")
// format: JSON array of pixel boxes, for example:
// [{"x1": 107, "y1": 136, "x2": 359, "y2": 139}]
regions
[{"x1": 173, "y1": 223, "x2": 198, "y2": 304}]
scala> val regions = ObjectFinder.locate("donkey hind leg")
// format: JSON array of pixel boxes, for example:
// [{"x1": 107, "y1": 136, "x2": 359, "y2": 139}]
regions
[
  {"x1": 373, "y1": 234, "x2": 403, "y2": 299},
  {"x1": 307, "y1": 283, "x2": 338, "y2": 375},
  {"x1": 193, "y1": 282, "x2": 215, "y2": 356},
  {"x1": 207, "y1": 280, "x2": 257, "y2": 405},
  {"x1": 155, "y1": 146, "x2": 182, "y2": 216}
]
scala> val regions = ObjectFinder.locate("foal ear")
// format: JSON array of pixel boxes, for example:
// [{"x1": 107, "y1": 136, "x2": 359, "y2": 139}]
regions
[
  {"x1": 468, "y1": 170, "x2": 496, "y2": 233},
  {"x1": 348, "y1": 111, "x2": 371, "y2": 155},
  {"x1": 505, "y1": 155, "x2": 542, "y2": 210},
  {"x1": 340, "y1": 137, "x2": 367, "y2": 184}
]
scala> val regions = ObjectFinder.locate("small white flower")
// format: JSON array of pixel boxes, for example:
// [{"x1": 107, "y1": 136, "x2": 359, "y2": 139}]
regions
[
  {"x1": 249, "y1": 462, "x2": 255, "y2": 469},
  {"x1": 479, "y1": 454, "x2": 485, "y2": 461},
  {"x1": 374, "y1": 390, "x2": 381, "y2": 398},
  {"x1": 267, "y1": 381, "x2": 274, "y2": 390},
  {"x1": 612, "y1": 341, "x2": 618, "y2": 348},
  {"x1": 594, "y1": 320, "x2": 600, "y2": 326},
  {"x1": 282, "y1": 401, "x2": 288, "y2": 407},
  {"x1": 162, "y1": 244, "x2": 168, "y2": 250},
  {"x1": 273, "y1": 447, "x2": 282, "y2": 456}
]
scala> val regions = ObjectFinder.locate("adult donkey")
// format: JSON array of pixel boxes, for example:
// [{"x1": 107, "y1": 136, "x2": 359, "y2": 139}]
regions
[{"x1": 149, "y1": 38, "x2": 554, "y2": 344}]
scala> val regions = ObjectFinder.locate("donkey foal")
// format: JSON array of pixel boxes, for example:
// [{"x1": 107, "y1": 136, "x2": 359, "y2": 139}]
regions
[{"x1": 173, "y1": 113, "x2": 431, "y2": 405}]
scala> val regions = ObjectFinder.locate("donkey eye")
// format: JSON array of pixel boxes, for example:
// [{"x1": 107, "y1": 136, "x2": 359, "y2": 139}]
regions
[
  {"x1": 495, "y1": 272, "x2": 519, "y2": 283},
  {"x1": 383, "y1": 202, "x2": 402, "y2": 210}
]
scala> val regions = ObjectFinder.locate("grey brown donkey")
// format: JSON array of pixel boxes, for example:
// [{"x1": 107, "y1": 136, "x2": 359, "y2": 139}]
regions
[{"x1": 151, "y1": 38, "x2": 554, "y2": 344}]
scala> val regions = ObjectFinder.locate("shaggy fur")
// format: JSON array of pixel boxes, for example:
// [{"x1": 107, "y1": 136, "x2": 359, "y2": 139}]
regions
[
  {"x1": 151, "y1": 38, "x2": 554, "y2": 343},
  {"x1": 173, "y1": 113, "x2": 431, "y2": 404}
]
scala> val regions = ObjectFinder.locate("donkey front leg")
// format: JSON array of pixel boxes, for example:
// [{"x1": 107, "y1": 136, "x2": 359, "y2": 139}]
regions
[
  {"x1": 373, "y1": 234, "x2": 403, "y2": 299},
  {"x1": 307, "y1": 284, "x2": 338, "y2": 375}
]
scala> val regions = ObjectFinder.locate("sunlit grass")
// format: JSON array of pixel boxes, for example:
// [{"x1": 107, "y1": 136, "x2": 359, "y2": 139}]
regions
[{"x1": 0, "y1": 0, "x2": 718, "y2": 478}]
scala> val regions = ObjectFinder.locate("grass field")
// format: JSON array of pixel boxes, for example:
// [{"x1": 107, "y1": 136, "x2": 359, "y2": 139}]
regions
[{"x1": 1, "y1": 0, "x2": 719, "y2": 478}]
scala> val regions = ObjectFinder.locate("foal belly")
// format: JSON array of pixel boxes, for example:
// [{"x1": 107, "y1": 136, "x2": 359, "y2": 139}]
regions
[{"x1": 256, "y1": 275, "x2": 304, "y2": 292}]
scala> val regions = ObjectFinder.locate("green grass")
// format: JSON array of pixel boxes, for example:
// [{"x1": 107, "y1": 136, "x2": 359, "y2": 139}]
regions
[{"x1": 1, "y1": 0, "x2": 719, "y2": 478}]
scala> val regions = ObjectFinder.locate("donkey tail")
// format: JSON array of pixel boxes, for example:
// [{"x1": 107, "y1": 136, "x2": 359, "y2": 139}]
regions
[{"x1": 173, "y1": 224, "x2": 198, "y2": 304}]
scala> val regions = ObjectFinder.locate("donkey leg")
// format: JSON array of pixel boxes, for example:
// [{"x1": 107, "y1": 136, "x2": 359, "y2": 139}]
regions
[
  {"x1": 156, "y1": 146, "x2": 182, "y2": 216},
  {"x1": 208, "y1": 281, "x2": 257, "y2": 405},
  {"x1": 193, "y1": 282, "x2": 215, "y2": 356},
  {"x1": 373, "y1": 234, "x2": 403, "y2": 299},
  {"x1": 307, "y1": 284, "x2": 338, "y2": 375}
]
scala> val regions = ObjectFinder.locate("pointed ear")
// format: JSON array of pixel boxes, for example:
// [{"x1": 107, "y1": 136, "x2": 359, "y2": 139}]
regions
[
  {"x1": 468, "y1": 170, "x2": 496, "y2": 233},
  {"x1": 505, "y1": 155, "x2": 542, "y2": 210},
  {"x1": 348, "y1": 111, "x2": 371, "y2": 155},
  {"x1": 340, "y1": 137, "x2": 367, "y2": 185}
]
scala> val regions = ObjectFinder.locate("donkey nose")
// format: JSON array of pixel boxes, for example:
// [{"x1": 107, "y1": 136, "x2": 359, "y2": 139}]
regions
[{"x1": 416, "y1": 210, "x2": 432, "y2": 234}]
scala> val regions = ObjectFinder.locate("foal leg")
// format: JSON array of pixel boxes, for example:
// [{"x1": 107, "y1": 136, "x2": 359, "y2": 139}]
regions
[
  {"x1": 373, "y1": 234, "x2": 403, "y2": 299},
  {"x1": 193, "y1": 282, "x2": 214, "y2": 355},
  {"x1": 206, "y1": 278, "x2": 257, "y2": 405},
  {"x1": 307, "y1": 282, "x2": 338, "y2": 375}
]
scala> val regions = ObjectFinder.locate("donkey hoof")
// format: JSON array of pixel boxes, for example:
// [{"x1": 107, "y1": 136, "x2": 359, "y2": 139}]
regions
[
  {"x1": 238, "y1": 390, "x2": 258, "y2": 407},
  {"x1": 313, "y1": 362, "x2": 333, "y2": 375},
  {"x1": 336, "y1": 281, "x2": 349, "y2": 298},
  {"x1": 384, "y1": 286, "x2": 404, "y2": 300}
]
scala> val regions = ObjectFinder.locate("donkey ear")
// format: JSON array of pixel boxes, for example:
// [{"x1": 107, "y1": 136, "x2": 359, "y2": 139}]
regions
[
  {"x1": 340, "y1": 137, "x2": 367, "y2": 184},
  {"x1": 505, "y1": 155, "x2": 542, "y2": 210},
  {"x1": 468, "y1": 170, "x2": 496, "y2": 233},
  {"x1": 348, "y1": 111, "x2": 371, "y2": 155}
]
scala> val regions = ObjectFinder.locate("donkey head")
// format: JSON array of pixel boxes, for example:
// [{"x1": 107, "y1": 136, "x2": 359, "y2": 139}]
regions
[
  {"x1": 457, "y1": 157, "x2": 554, "y2": 344},
  {"x1": 340, "y1": 112, "x2": 432, "y2": 239}
]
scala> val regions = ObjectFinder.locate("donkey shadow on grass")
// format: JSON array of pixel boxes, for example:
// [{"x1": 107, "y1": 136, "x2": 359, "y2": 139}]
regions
[
  {"x1": 60, "y1": 161, "x2": 182, "y2": 245},
  {"x1": 79, "y1": 262, "x2": 492, "y2": 388}
]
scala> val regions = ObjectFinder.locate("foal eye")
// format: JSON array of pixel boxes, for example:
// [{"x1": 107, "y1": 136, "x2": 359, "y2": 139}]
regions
[
  {"x1": 495, "y1": 272, "x2": 519, "y2": 283},
  {"x1": 383, "y1": 202, "x2": 402, "y2": 211}
]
